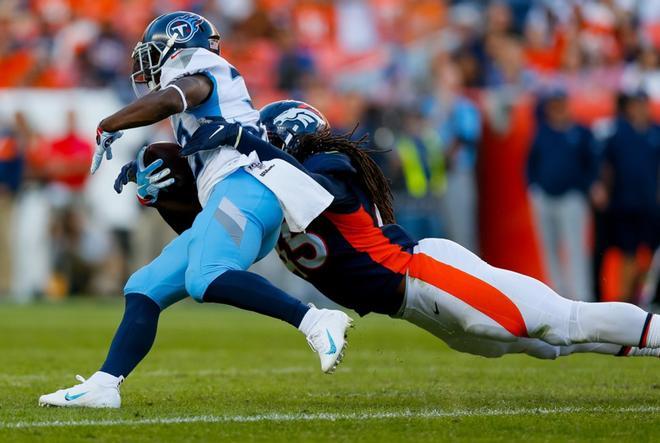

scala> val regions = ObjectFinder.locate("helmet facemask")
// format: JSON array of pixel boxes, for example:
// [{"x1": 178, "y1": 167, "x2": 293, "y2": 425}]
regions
[
  {"x1": 266, "y1": 131, "x2": 286, "y2": 150},
  {"x1": 130, "y1": 34, "x2": 178, "y2": 97},
  {"x1": 267, "y1": 127, "x2": 304, "y2": 158}
]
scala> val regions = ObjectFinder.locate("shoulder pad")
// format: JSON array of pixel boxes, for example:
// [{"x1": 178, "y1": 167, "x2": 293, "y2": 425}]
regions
[
  {"x1": 303, "y1": 152, "x2": 357, "y2": 175},
  {"x1": 160, "y1": 48, "x2": 225, "y2": 87}
]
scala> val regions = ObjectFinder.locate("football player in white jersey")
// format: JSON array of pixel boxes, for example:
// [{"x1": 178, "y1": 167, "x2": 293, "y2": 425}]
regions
[{"x1": 39, "y1": 12, "x2": 352, "y2": 409}]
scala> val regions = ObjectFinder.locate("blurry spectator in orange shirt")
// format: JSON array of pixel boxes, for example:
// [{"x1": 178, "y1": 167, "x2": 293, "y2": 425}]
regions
[{"x1": 523, "y1": 8, "x2": 565, "y2": 74}]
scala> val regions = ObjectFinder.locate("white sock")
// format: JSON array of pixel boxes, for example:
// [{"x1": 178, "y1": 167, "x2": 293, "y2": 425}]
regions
[
  {"x1": 88, "y1": 371, "x2": 121, "y2": 387},
  {"x1": 298, "y1": 306, "x2": 321, "y2": 336},
  {"x1": 644, "y1": 314, "x2": 660, "y2": 348},
  {"x1": 570, "y1": 302, "x2": 654, "y2": 346}
]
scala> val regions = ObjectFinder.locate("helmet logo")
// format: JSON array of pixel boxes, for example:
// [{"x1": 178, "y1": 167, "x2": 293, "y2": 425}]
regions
[
  {"x1": 166, "y1": 14, "x2": 204, "y2": 43},
  {"x1": 274, "y1": 108, "x2": 325, "y2": 129}
]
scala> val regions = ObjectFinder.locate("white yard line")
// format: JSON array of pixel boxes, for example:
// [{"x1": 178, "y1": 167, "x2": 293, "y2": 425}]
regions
[{"x1": 2, "y1": 406, "x2": 659, "y2": 429}]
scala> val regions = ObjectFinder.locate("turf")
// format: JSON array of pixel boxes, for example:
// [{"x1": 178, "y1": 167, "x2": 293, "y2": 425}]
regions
[{"x1": 0, "y1": 300, "x2": 659, "y2": 442}]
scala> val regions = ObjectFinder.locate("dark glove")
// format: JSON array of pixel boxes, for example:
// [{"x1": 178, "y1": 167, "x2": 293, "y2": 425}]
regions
[
  {"x1": 180, "y1": 117, "x2": 243, "y2": 157},
  {"x1": 114, "y1": 160, "x2": 137, "y2": 194}
]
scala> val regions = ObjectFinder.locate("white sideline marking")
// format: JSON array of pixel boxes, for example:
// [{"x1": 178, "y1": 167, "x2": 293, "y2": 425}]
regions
[{"x1": 2, "y1": 406, "x2": 659, "y2": 429}]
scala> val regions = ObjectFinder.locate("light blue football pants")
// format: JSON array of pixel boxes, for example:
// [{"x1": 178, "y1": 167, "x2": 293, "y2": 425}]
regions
[{"x1": 124, "y1": 168, "x2": 283, "y2": 310}]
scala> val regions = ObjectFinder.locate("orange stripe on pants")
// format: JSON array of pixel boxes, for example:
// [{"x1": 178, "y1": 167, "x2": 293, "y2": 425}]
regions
[{"x1": 408, "y1": 253, "x2": 529, "y2": 338}]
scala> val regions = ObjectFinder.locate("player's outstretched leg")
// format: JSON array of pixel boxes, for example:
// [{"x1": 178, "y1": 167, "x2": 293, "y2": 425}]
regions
[
  {"x1": 39, "y1": 293, "x2": 165, "y2": 408},
  {"x1": 402, "y1": 238, "x2": 660, "y2": 354},
  {"x1": 39, "y1": 231, "x2": 192, "y2": 408},
  {"x1": 37, "y1": 295, "x2": 162, "y2": 408},
  {"x1": 556, "y1": 343, "x2": 660, "y2": 358},
  {"x1": 202, "y1": 272, "x2": 352, "y2": 373},
  {"x1": 442, "y1": 335, "x2": 660, "y2": 359},
  {"x1": 185, "y1": 169, "x2": 353, "y2": 373}
]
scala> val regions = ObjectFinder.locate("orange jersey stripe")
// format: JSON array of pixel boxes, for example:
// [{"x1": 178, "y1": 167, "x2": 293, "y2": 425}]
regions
[
  {"x1": 327, "y1": 207, "x2": 528, "y2": 337},
  {"x1": 324, "y1": 208, "x2": 413, "y2": 273}
]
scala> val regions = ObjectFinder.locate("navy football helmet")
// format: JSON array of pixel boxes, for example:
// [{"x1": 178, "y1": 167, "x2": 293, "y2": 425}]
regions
[
  {"x1": 259, "y1": 100, "x2": 329, "y2": 156},
  {"x1": 131, "y1": 11, "x2": 220, "y2": 96}
]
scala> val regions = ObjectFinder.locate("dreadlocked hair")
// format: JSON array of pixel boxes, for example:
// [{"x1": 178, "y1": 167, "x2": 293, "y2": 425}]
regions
[{"x1": 295, "y1": 127, "x2": 395, "y2": 225}]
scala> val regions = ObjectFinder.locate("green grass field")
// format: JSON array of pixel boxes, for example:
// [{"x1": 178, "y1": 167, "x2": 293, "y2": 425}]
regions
[{"x1": 0, "y1": 300, "x2": 659, "y2": 442}]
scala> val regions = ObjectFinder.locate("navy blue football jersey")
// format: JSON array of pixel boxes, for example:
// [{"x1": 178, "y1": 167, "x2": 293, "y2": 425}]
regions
[{"x1": 275, "y1": 152, "x2": 417, "y2": 316}]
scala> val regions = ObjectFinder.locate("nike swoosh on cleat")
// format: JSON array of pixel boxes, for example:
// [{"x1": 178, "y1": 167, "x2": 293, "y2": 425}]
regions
[
  {"x1": 325, "y1": 329, "x2": 337, "y2": 355},
  {"x1": 433, "y1": 302, "x2": 440, "y2": 315},
  {"x1": 64, "y1": 392, "x2": 88, "y2": 402}
]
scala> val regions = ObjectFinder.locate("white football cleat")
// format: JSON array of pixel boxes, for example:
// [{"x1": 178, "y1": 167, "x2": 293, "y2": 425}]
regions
[
  {"x1": 299, "y1": 305, "x2": 353, "y2": 373},
  {"x1": 39, "y1": 373, "x2": 123, "y2": 408}
]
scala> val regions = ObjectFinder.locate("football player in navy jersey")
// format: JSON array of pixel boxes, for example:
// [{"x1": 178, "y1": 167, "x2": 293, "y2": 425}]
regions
[
  {"x1": 122, "y1": 100, "x2": 660, "y2": 364},
  {"x1": 183, "y1": 101, "x2": 660, "y2": 360},
  {"x1": 39, "y1": 14, "x2": 351, "y2": 409}
]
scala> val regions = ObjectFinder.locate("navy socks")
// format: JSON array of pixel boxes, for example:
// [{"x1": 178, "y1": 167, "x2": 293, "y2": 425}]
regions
[
  {"x1": 100, "y1": 293, "x2": 160, "y2": 378},
  {"x1": 99, "y1": 273, "x2": 307, "y2": 378},
  {"x1": 203, "y1": 270, "x2": 310, "y2": 327}
]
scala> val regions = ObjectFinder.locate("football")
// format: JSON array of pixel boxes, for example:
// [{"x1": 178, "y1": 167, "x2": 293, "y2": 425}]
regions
[{"x1": 143, "y1": 141, "x2": 201, "y2": 233}]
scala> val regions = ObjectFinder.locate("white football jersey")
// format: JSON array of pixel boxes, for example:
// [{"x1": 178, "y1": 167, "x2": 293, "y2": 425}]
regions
[{"x1": 160, "y1": 47, "x2": 262, "y2": 206}]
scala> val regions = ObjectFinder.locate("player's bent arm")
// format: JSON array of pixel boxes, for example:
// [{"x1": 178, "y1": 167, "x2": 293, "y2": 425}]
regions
[
  {"x1": 99, "y1": 75, "x2": 213, "y2": 132},
  {"x1": 235, "y1": 131, "x2": 360, "y2": 211},
  {"x1": 237, "y1": 131, "x2": 306, "y2": 167},
  {"x1": 186, "y1": 119, "x2": 358, "y2": 210},
  {"x1": 235, "y1": 130, "x2": 342, "y2": 193}
]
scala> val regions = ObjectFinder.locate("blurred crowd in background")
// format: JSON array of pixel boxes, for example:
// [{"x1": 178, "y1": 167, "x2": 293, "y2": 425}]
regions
[{"x1": 1, "y1": 0, "x2": 659, "y2": 307}]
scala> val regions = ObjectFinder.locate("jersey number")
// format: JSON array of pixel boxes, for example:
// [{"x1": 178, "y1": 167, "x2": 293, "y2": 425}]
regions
[{"x1": 277, "y1": 223, "x2": 328, "y2": 277}]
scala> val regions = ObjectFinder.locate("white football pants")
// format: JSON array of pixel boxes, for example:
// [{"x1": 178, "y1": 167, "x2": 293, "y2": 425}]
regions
[{"x1": 399, "y1": 239, "x2": 659, "y2": 359}]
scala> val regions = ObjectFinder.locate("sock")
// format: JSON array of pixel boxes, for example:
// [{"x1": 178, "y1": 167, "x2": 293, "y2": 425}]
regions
[
  {"x1": 557, "y1": 343, "x2": 660, "y2": 358},
  {"x1": 99, "y1": 293, "x2": 160, "y2": 378},
  {"x1": 298, "y1": 306, "x2": 322, "y2": 336},
  {"x1": 87, "y1": 371, "x2": 122, "y2": 387},
  {"x1": 202, "y1": 270, "x2": 310, "y2": 328},
  {"x1": 619, "y1": 345, "x2": 660, "y2": 357},
  {"x1": 570, "y1": 302, "x2": 657, "y2": 347},
  {"x1": 641, "y1": 314, "x2": 660, "y2": 348}
]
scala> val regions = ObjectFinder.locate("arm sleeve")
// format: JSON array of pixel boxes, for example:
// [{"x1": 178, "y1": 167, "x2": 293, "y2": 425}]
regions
[{"x1": 237, "y1": 131, "x2": 305, "y2": 168}]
